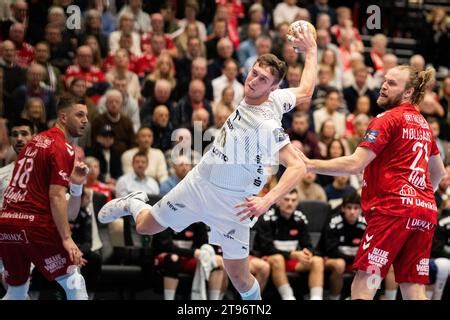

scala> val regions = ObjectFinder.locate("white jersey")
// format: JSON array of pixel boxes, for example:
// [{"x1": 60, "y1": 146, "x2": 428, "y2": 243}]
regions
[
  {"x1": 196, "y1": 89, "x2": 296, "y2": 194},
  {"x1": 0, "y1": 162, "x2": 14, "y2": 208}
]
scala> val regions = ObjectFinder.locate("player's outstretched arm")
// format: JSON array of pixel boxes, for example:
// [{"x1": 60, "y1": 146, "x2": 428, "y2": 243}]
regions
[
  {"x1": 300, "y1": 146, "x2": 376, "y2": 176},
  {"x1": 428, "y1": 154, "x2": 446, "y2": 191},
  {"x1": 287, "y1": 24, "x2": 317, "y2": 107},
  {"x1": 236, "y1": 143, "x2": 306, "y2": 222}
]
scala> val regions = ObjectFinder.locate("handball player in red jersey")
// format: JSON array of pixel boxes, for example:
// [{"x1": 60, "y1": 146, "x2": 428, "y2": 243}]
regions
[
  {"x1": 301, "y1": 66, "x2": 446, "y2": 300},
  {"x1": 0, "y1": 97, "x2": 90, "y2": 300}
]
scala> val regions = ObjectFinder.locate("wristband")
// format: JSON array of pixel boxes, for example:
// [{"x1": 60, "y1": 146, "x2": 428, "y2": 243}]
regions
[{"x1": 69, "y1": 183, "x2": 83, "y2": 197}]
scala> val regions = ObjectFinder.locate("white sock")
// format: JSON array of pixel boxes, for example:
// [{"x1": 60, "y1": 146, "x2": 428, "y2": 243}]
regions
[
  {"x1": 329, "y1": 294, "x2": 341, "y2": 300},
  {"x1": 164, "y1": 289, "x2": 176, "y2": 300},
  {"x1": 277, "y1": 283, "x2": 296, "y2": 300},
  {"x1": 2, "y1": 279, "x2": 30, "y2": 300},
  {"x1": 209, "y1": 289, "x2": 221, "y2": 300},
  {"x1": 383, "y1": 289, "x2": 397, "y2": 300},
  {"x1": 310, "y1": 287, "x2": 323, "y2": 300},
  {"x1": 426, "y1": 290, "x2": 433, "y2": 300},
  {"x1": 129, "y1": 200, "x2": 152, "y2": 222},
  {"x1": 219, "y1": 292, "x2": 225, "y2": 300},
  {"x1": 433, "y1": 258, "x2": 450, "y2": 300},
  {"x1": 56, "y1": 268, "x2": 88, "y2": 300},
  {"x1": 240, "y1": 279, "x2": 261, "y2": 300}
]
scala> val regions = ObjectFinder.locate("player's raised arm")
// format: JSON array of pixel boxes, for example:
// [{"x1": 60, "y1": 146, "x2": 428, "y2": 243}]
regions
[{"x1": 286, "y1": 22, "x2": 318, "y2": 107}]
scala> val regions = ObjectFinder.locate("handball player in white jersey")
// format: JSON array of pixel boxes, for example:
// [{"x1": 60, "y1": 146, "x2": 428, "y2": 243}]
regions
[{"x1": 98, "y1": 25, "x2": 317, "y2": 300}]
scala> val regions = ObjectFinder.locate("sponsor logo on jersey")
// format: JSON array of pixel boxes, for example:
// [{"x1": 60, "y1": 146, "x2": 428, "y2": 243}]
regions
[
  {"x1": 400, "y1": 184, "x2": 416, "y2": 197},
  {"x1": 59, "y1": 170, "x2": 70, "y2": 182},
  {"x1": 416, "y1": 258, "x2": 429, "y2": 276},
  {"x1": 363, "y1": 129, "x2": 379, "y2": 143},
  {"x1": 184, "y1": 230, "x2": 194, "y2": 238},
  {"x1": 283, "y1": 102, "x2": 292, "y2": 112},
  {"x1": 404, "y1": 113, "x2": 430, "y2": 129},
  {"x1": 272, "y1": 127, "x2": 288, "y2": 143},
  {"x1": 253, "y1": 177, "x2": 262, "y2": 187},
  {"x1": 34, "y1": 135, "x2": 52, "y2": 149},
  {"x1": 211, "y1": 147, "x2": 229, "y2": 162},
  {"x1": 289, "y1": 229, "x2": 298, "y2": 236}
]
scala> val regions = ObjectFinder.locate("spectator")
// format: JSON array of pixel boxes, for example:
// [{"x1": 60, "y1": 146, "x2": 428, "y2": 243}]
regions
[
  {"x1": 20, "y1": 97, "x2": 48, "y2": 133},
  {"x1": 10, "y1": 63, "x2": 56, "y2": 122},
  {"x1": 116, "y1": 151, "x2": 160, "y2": 197},
  {"x1": 109, "y1": 12, "x2": 142, "y2": 56},
  {"x1": 297, "y1": 172, "x2": 327, "y2": 202},
  {"x1": 7, "y1": 22, "x2": 34, "y2": 68},
  {"x1": 85, "y1": 156, "x2": 113, "y2": 201},
  {"x1": 84, "y1": 124, "x2": 122, "y2": 186},
  {"x1": 34, "y1": 41, "x2": 61, "y2": 95},
  {"x1": 91, "y1": 89, "x2": 135, "y2": 156},
  {"x1": 273, "y1": 0, "x2": 303, "y2": 27},
  {"x1": 313, "y1": 88, "x2": 346, "y2": 138},
  {"x1": 117, "y1": 0, "x2": 150, "y2": 34},
  {"x1": 160, "y1": 155, "x2": 193, "y2": 196},
  {"x1": 212, "y1": 58, "x2": 243, "y2": 107},
  {"x1": 144, "y1": 105, "x2": 174, "y2": 152},
  {"x1": 121, "y1": 127, "x2": 168, "y2": 183},
  {"x1": 288, "y1": 112, "x2": 322, "y2": 160},
  {"x1": 364, "y1": 34, "x2": 388, "y2": 74}
]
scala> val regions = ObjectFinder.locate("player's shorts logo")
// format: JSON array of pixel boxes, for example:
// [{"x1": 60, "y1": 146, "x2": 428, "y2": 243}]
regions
[
  {"x1": 166, "y1": 201, "x2": 185, "y2": 212},
  {"x1": 400, "y1": 184, "x2": 417, "y2": 197}
]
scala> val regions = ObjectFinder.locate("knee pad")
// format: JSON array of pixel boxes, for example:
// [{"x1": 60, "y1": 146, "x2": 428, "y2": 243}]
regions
[
  {"x1": 56, "y1": 266, "x2": 88, "y2": 300},
  {"x1": 429, "y1": 259, "x2": 437, "y2": 284},
  {"x1": 162, "y1": 254, "x2": 181, "y2": 278},
  {"x1": 434, "y1": 258, "x2": 450, "y2": 278}
]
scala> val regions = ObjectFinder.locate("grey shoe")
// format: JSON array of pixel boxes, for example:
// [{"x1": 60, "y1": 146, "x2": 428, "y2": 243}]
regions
[{"x1": 98, "y1": 191, "x2": 149, "y2": 223}]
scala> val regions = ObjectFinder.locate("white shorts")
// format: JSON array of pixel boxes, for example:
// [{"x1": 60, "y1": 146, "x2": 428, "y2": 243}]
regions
[{"x1": 151, "y1": 167, "x2": 255, "y2": 259}]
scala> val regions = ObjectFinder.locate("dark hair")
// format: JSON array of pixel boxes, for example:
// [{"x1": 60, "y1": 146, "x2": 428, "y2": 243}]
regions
[
  {"x1": 288, "y1": 189, "x2": 298, "y2": 195},
  {"x1": 342, "y1": 192, "x2": 361, "y2": 206},
  {"x1": 325, "y1": 87, "x2": 340, "y2": 98},
  {"x1": 56, "y1": 95, "x2": 83, "y2": 113},
  {"x1": 8, "y1": 118, "x2": 35, "y2": 135},
  {"x1": 132, "y1": 151, "x2": 148, "y2": 162},
  {"x1": 254, "y1": 53, "x2": 287, "y2": 84}
]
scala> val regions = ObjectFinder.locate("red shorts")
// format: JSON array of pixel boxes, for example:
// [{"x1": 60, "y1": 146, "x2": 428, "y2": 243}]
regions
[
  {"x1": 353, "y1": 213, "x2": 435, "y2": 284},
  {"x1": 156, "y1": 253, "x2": 198, "y2": 274},
  {"x1": 262, "y1": 256, "x2": 299, "y2": 272},
  {"x1": 0, "y1": 226, "x2": 73, "y2": 286}
]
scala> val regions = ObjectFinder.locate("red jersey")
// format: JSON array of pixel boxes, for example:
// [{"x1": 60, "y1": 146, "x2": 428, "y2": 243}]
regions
[
  {"x1": 64, "y1": 64, "x2": 106, "y2": 89},
  {"x1": 16, "y1": 42, "x2": 35, "y2": 68},
  {"x1": 358, "y1": 103, "x2": 439, "y2": 224},
  {"x1": 0, "y1": 127, "x2": 74, "y2": 227}
]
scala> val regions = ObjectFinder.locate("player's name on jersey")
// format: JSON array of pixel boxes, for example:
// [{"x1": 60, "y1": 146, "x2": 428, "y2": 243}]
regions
[{"x1": 401, "y1": 128, "x2": 431, "y2": 142}]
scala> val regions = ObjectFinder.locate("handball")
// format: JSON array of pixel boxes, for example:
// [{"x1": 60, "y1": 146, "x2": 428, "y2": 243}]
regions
[{"x1": 288, "y1": 20, "x2": 317, "y2": 41}]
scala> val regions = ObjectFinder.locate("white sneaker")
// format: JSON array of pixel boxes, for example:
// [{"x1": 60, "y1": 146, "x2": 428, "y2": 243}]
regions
[{"x1": 98, "y1": 191, "x2": 149, "y2": 223}]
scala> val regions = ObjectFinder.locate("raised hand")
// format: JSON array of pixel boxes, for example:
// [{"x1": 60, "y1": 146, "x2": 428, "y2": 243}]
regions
[{"x1": 70, "y1": 161, "x2": 89, "y2": 185}]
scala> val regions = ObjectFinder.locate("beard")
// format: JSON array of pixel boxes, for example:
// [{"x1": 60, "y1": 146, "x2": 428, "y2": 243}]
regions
[{"x1": 377, "y1": 92, "x2": 404, "y2": 110}]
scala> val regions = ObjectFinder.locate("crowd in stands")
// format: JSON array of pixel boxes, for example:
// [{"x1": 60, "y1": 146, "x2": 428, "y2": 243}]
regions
[{"x1": 0, "y1": 0, "x2": 449, "y2": 300}]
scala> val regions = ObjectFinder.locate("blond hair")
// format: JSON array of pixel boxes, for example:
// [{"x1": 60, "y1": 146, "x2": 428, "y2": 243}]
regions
[{"x1": 397, "y1": 65, "x2": 435, "y2": 105}]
